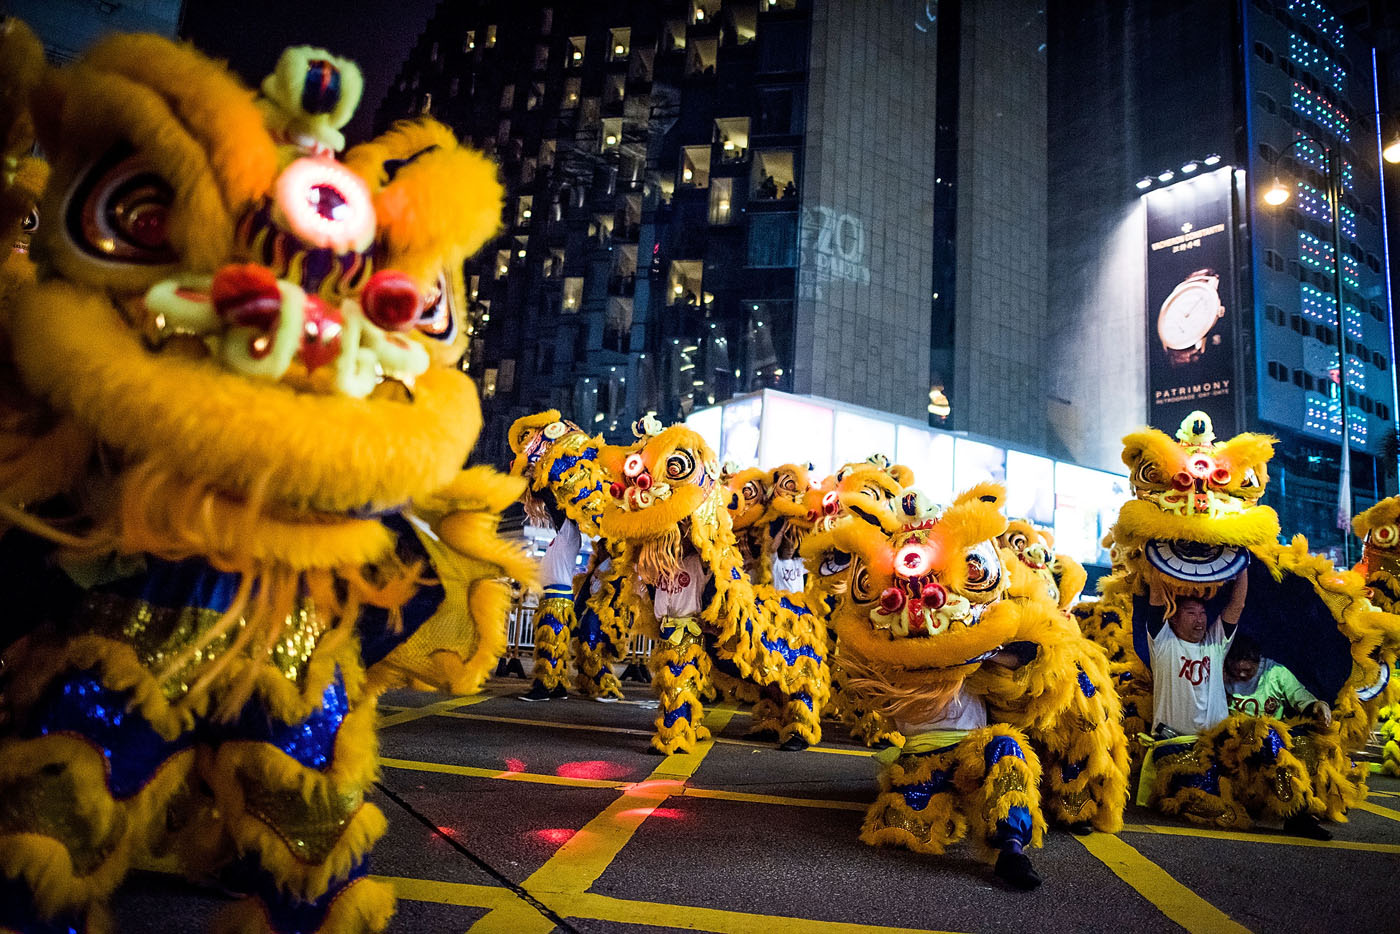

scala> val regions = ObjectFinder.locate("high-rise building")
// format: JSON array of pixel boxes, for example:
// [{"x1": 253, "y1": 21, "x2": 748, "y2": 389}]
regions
[
  {"x1": 379, "y1": 0, "x2": 1050, "y2": 465},
  {"x1": 1047, "y1": 0, "x2": 1400, "y2": 559}
]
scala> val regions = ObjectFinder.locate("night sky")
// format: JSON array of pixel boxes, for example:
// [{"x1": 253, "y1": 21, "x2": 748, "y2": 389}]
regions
[{"x1": 180, "y1": 0, "x2": 442, "y2": 144}]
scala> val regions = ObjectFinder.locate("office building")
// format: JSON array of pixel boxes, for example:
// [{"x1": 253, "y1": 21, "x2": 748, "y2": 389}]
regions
[
  {"x1": 1047, "y1": 0, "x2": 1399, "y2": 557},
  {"x1": 379, "y1": 0, "x2": 1051, "y2": 466}
]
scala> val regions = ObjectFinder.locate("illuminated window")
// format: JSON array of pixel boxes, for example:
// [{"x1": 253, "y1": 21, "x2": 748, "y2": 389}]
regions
[
  {"x1": 680, "y1": 145, "x2": 711, "y2": 188},
  {"x1": 709, "y1": 177, "x2": 734, "y2": 224},
  {"x1": 568, "y1": 36, "x2": 586, "y2": 67},
  {"x1": 714, "y1": 117, "x2": 750, "y2": 163},
  {"x1": 515, "y1": 196, "x2": 533, "y2": 228},
  {"x1": 751, "y1": 150, "x2": 796, "y2": 200},
  {"x1": 562, "y1": 276, "x2": 583, "y2": 312},
  {"x1": 687, "y1": 38, "x2": 718, "y2": 75},
  {"x1": 668, "y1": 260, "x2": 703, "y2": 307},
  {"x1": 610, "y1": 27, "x2": 631, "y2": 61},
  {"x1": 485, "y1": 25, "x2": 497, "y2": 48},
  {"x1": 562, "y1": 77, "x2": 581, "y2": 110},
  {"x1": 463, "y1": 30, "x2": 475, "y2": 52}
]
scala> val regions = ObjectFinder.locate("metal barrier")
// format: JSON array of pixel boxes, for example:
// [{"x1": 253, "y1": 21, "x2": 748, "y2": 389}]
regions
[{"x1": 495, "y1": 591, "x2": 653, "y2": 684}]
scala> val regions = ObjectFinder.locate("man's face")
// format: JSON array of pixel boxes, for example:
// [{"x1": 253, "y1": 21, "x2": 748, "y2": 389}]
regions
[
  {"x1": 1169, "y1": 600, "x2": 1209, "y2": 643},
  {"x1": 1227, "y1": 655, "x2": 1258, "y2": 682}
]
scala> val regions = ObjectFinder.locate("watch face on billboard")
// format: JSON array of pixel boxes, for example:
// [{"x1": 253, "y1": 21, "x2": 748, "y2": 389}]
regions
[{"x1": 1144, "y1": 167, "x2": 1238, "y2": 436}]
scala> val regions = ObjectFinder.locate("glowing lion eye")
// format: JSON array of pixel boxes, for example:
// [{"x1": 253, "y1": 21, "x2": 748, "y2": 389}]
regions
[
  {"x1": 274, "y1": 157, "x2": 375, "y2": 252},
  {"x1": 1374, "y1": 524, "x2": 1399, "y2": 547},
  {"x1": 623, "y1": 452, "x2": 645, "y2": 477},
  {"x1": 1009, "y1": 532, "x2": 1028, "y2": 550},
  {"x1": 666, "y1": 449, "x2": 696, "y2": 480},
  {"x1": 894, "y1": 542, "x2": 935, "y2": 579},
  {"x1": 743, "y1": 481, "x2": 762, "y2": 502}
]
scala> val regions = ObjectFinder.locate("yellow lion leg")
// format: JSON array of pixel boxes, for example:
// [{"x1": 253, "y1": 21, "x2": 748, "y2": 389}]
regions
[
  {"x1": 746, "y1": 697, "x2": 783, "y2": 738},
  {"x1": 0, "y1": 734, "x2": 193, "y2": 930},
  {"x1": 777, "y1": 693, "x2": 823, "y2": 747},
  {"x1": 647, "y1": 639, "x2": 710, "y2": 755},
  {"x1": 531, "y1": 594, "x2": 575, "y2": 693},
  {"x1": 203, "y1": 677, "x2": 393, "y2": 934},
  {"x1": 573, "y1": 636, "x2": 624, "y2": 700},
  {"x1": 953, "y1": 725, "x2": 1046, "y2": 863},
  {"x1": 860, "y1": 748, "x2": 968, "y2": 855}
]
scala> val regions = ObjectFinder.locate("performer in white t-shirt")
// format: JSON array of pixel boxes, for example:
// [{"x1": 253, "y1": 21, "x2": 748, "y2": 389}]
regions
[
  {"x1": 771, "y1": 554, "x2": 806, "y2": 593},
  {"x1": 1147, "y1": 568, "x2": 1247, "y2": 737}
]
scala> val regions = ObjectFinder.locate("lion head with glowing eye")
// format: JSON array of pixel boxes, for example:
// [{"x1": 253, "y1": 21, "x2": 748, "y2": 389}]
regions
[
  {"x1": 723, "y1": 466, "x2": 771, "y2": 531},
  {"x1": 1114, "y1": 411, "x2": 1278, "y2": 605},
  {"x1": 831, "y1": 457, "x2": 912, "y2": 529},
  {"x1": 597, "y1": 426, "x2": 725, "y2": 583},
  {"x1": 6, "y1": 38, "x2": 503, "y2": 517},
  {"x1": 804, "y1": 482, "x2": 1034, "y2": 672},
  {"x1": 995, "y1": 520, "x2": 1086, "y2": 612},
  {"x1": 1353, "y1": 498, "x2": 1400, "y2": 610},
  {"x1": 508, "y1": 410, "x2": 612, "y2": 537}
]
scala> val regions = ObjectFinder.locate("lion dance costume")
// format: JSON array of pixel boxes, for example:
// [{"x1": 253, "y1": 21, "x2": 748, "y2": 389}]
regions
[
  {"x1": 1350, "y1": 498, "x2": 1400, "y2": 776},
  {"x1": 0, "y1": 30, "x2": 531, "y2": 933},
  {"x1": 1075, "y1": 413, "x2": 1398, "y2": 829},
  {"x1": 802, "y1": 483, "x2": 1128, "y2": 889},
  {"x1": 600, "y1": 424, "x2": 830, "y2": 752},
  {"x1": 507, "y1": 410, "x2": 629, "y2": 701}
]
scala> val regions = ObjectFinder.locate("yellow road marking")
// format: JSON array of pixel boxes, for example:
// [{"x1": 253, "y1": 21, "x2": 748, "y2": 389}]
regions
[
  {"x1": 680, "y1": 786, "x2": 868, "y2": 812},
  {"x1": 378, "y1": 693, "x2": 491, "y2": 728},
  {"x1": 1354, "y1": 799, "x2": 1400, "y2": 823},
  {"x1": 384, "y1": 876, "x2": 961, "y2": 934},
  {"x1": 380, "y1": 753, "x2": 869, "y2": 811},
  {"x1": 560, "y1": 891, "x2": 962, "y2": 934},
  {"x1": 467, "y1": 703, "x2": 739, "y2": 933},
  {"x1": 439, "y1": 708, "x2": 879, "y2": 758},
  {"x1": 380, "y1": 757, "x2": 627, "y2": 790},
  {"x1": 1078, "y1": 833, "x2": 1253, "y2": 934},
  {"x1": 1122, "y1": 822, "x2": 1400, "y2": 854},
  {"x1": 375, "y1": 875, "x2": 512, "y2": 910}
]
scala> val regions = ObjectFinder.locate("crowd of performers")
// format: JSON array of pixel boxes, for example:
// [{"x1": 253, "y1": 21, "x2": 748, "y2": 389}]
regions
[{"x1": 0, "y1": 23, "x2": 1399, "y2": 934}]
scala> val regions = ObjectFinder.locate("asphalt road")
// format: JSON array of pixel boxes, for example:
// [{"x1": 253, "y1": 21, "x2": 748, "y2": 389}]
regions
[{"x1": 112, "y1": 673, "x2": 1400, "y2": 933}]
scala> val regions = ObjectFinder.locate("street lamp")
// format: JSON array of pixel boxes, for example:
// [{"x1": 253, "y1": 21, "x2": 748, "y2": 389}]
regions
[{"x1": 1261, "y1": 135, "x2": 1353, "y2": 563}]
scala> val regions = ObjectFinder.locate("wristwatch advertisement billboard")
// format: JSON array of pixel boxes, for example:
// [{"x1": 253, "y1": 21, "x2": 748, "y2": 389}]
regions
[{"x1": 1144, "y1": 166, "x2": 1240, "y2": 436}]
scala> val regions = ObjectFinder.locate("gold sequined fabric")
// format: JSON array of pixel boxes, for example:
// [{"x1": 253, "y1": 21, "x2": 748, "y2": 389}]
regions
[
  {"x1": 0, "y1": 762, "x2": 127, "y2": 874},
  {"x1": 240, "y1": 771, "x2": 363, "y2": 866},
  {"x1": 83, "y1": 592, "x2": 329, "y2": 699}
]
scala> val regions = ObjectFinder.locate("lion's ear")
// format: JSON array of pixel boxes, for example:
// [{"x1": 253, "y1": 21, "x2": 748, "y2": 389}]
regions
[{"x1": 953, "y1": 481, "x2": 1005, "y2": 511}]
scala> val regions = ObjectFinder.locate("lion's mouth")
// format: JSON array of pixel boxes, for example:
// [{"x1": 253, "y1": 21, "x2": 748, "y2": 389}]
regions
[
  {"x1": 121, "y1": 265, "x2": 429, "y2": 399},
  {"x1": 1143, "y1": 539, "x2": 1249, "y2": 586}
]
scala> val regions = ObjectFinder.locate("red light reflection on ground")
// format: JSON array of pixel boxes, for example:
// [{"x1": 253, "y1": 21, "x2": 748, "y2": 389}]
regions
[
  {"x1": 503, "y1": 757, "x2": 527, "y2": 773},
  {"x1": 616, "y1": 805, "x2": 685, "y2": 821},
  {"x1": 436, "y1": 825, "x2": 458, "y2": 838},
  {"x1": 528, "y1": 828, "x2": 577, "y2": 845},
  {"x1": 555, "y1": 760, "x2": 633, "y2": 781}
]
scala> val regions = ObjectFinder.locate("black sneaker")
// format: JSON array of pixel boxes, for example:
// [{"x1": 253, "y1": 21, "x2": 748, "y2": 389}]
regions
[
  {"x1": 518, "y1": 683, "x2": 552, "y2": 702},
  {"x1": 1283, "y1": 812, "x2": 1332, "y2": 841},
  {"x1": 994, "y1": 851, "x2": 1043, "y2": 891},
  {"x1": 1065, "y1": 821, "x2": 1094, "y2": 836},
  {"x1": 778, "y1": 735, "x2": 809, "y2": 751},
  {"x1": 549, "y1": 684, "x2": 569, "y2": 700}
]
